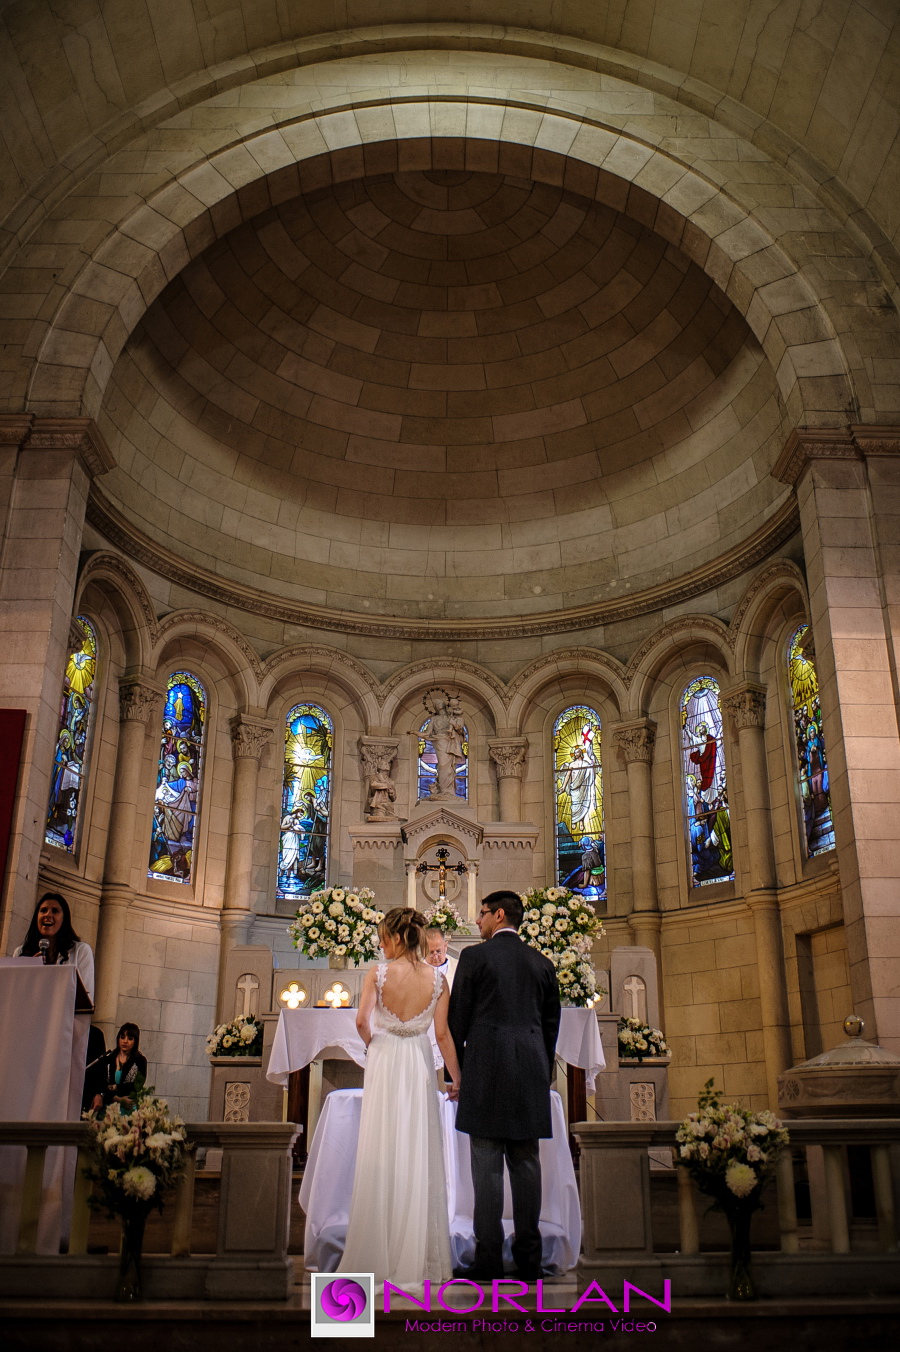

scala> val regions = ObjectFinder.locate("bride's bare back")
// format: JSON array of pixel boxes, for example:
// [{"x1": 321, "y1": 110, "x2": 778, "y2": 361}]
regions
[{"x1": 379, "y1": 957, "x2": 438, "y2": 1022}]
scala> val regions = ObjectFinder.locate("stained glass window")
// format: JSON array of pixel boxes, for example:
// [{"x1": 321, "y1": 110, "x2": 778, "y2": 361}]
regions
[
  {"x1": 418, "y1": 716, "x2": 468, "y2": 800},
  {"x1": 554, "y1": 706, "x2": 605, "y2": 902},
  {"x1": 148, "y1": 671, "x2": 206, "y2": 884},
  {"x1": 681, "y1": 676, "x2": 734, "y2": 887},
  {"x1": 788, "y1": 625, "x2": 835, "y2": 856},
  {"x1": 277, "y1": 703, "x2": 333, "y2": 899},
  {"x1": 45, "y1": 616, "x2": 98, "y2": 853}
]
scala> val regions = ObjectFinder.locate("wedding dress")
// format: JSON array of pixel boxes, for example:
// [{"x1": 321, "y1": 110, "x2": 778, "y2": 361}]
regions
[{"x1": 337, "y1": 962, "x2": 452, "y2": 1288}]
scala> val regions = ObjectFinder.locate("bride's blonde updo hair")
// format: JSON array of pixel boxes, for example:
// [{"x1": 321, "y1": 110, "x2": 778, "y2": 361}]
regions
[{"x1": 379, "y1": 907, "x2": 428, "y2": 960}]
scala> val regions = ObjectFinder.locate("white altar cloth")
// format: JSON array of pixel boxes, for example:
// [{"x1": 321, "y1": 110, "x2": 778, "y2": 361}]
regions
[
  {"x1": 299, "y1": 1088, "x2": 580, "y2": 1275},
  {"x1": 555, "y1": 1006, "x2": 606, "y2": 1092},
  {"x1": 0, "y1": 963, "x2": 87, "y2": 1254},
  {"x1": 267, "y1": 1005, "x2": 604, "y2": 1084}
]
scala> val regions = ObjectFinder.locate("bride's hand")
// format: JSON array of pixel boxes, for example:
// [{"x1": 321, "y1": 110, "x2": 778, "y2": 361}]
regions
[{"x1": 447, "y1": 1082, "x2": 460, "y2": 1101}]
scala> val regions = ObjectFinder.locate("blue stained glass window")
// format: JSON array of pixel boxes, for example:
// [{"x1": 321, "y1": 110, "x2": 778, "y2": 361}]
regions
[
  {"x1": 681, "y1": 676, "x2": 734, "y2": 887},
  {"x1": 277, "y1": 703, "x2": 333, "y2": 899},
  {"x1": 45, "y1": 616, "x2": 98, "y2": 853},
  {"x1": 418, "y1": 718, "x2": 468, "y2": 801},
  {"x1": 554, "y1": 705, "x2": 605, "y2": 902},
  {"x1": 148, "y1": 671, "x2": 206, "y2": 884},
  {"x1": 788, "y1": 625, "x2": 835, "y2": 856}
]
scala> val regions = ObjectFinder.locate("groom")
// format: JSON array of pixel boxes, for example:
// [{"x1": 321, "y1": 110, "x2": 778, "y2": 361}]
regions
[{"x1": 448, "y1": 890, "x2": 561, "y2": 1279}]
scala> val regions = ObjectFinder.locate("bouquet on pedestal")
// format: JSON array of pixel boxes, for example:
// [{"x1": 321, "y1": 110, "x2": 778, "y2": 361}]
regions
[
  {"x1": 423, "y1": 898, "x2": 470, "y2": 935},
  {"x1": 83, "y1": 1087, "x2": 187, "y2": 1301},
  {"x1": 288, "y1": 886, "x2": 384, "y2": 965},
  {"x1": 617, "y1": 1016, "x2": 670, "y2": 1061},
  {"x1": 675, "y1": 1078, "x2": 789, "y2": 1300},
  {"x1": 519, "y1": 885, "x2": 605, "y2": 1008},
  {"x1": 206, "y1": 1013, "x2": 263, "y2": 1058}
]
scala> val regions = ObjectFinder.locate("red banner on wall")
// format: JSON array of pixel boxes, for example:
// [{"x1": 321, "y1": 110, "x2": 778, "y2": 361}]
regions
[{"x1": 0, "y1": 710, "x2": 27, "y2": 893}]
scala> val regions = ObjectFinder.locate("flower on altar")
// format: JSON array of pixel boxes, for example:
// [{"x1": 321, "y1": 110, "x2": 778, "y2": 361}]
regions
[
  {"x1": 288, "y1": 886, "x2": 381, "y2": 965},
  {"x1": 206, "y1": 1013, "x2": 263, "y2": 1059},
  {"x1": 726, "y1": 1162, "x2": 758, "y2": 1198},
  {"x1": 517, "y1": 884, "x2": 605, "y2": 1007}
]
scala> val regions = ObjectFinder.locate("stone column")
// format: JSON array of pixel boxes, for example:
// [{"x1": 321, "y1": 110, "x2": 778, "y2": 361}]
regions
[
  {"x1": 93, "y1": 677, "x2": 162, "y2": 1036},
  {"x1": 216, "y1": 716, "x2": 274, "y2": 1020},
  {"x1": 613, "y1": 720, "x2": 664, "y2": 1022},
  {"x1": 722, "y1": 683, "x2": 792, "y2": 1105},
  {"x1": 488, "y1": 738, "x2": 527, "y2": 821},
  {"x1": 0, "y1": 416, "x2": 112, "y2": 951},
  {"x1": 774, "y1": 428, "x2": 900, "y2": 1051}
]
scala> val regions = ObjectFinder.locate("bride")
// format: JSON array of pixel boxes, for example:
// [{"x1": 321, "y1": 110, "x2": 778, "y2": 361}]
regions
[{"x1": 338, "y1": 907, "x2": 461, "y2": 1288}]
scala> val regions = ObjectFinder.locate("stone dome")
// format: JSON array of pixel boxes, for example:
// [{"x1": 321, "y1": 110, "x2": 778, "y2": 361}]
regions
[{"x1": 99, "y1": 168, "x2": 790, "y2": 624}]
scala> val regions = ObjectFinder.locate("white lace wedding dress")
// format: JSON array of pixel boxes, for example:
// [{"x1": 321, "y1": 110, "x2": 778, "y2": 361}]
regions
[{"x1": 337, "y1": 962, "x2": 452, "y2": 1288}]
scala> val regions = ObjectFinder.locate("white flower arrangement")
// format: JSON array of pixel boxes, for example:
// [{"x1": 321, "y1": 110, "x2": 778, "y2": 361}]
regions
[
  {"x1": 288, "y1": 886, "x2": 383, "y2": 964},
  {"x1": 206, "y1": 1013, "x2": 263, "y2": 1058},
  {"x1": 83, "y1": 1089, "x2": 187, "y2": 1220},
  {"x1": 675, "y1": 1079, "x2": 789, "y2": 1207},
  {"x1": 519, "y1": 885, "x2": 605, "y2": 1008},
  {"x1": 423, "y1": 899, "x2": 470, "y2": 935},
  {"x1": 617, "y1": 1016, "x2": 670, "y2": 1061}
]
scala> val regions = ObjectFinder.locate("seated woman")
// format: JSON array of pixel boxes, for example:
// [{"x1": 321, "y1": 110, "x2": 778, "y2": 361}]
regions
[
  {"x1": 14, "y1": 891, "x2": 94, "y2": 1001},
  {"x1": 93, "y1": 1023, "x2": 148, "y2": 1115}
]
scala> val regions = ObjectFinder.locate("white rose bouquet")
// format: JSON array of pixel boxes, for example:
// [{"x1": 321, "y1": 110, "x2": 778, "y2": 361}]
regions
[
  {"x1": 83, "y1": 1086, "x2": 188, "y2": 1298},
  {"x1": 206, "y1": 1013, "x2": 263, "y2": 1058},
  {"x1": 617, "y1": 1016, "x2": 670, "y2": 1061},
  {"x1": 83, "y1": 1088, "x2": 187, "y2": 1220},
  {"x1": 519, "y1": 885, "x2": 605, "y2": 1008},
  {"x1": 288, "y1": 886, "x2": 384, "y2": 964},
  {"x1": 423, "y1": 898, "x2": 470, "y2": 935},
  {"x1": 675, "y1": 1078, "x2": 789, "y2": 1300}
]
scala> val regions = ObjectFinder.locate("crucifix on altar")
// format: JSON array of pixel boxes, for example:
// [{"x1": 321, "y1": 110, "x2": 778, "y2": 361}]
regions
[{"x1": 416, "y1": 844, "x2": 468, "y2": 900}]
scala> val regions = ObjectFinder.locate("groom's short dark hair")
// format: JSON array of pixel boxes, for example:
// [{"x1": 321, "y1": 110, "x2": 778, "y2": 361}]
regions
[{"x1": 482, "y1": 890, "x2": 524, "y2": 929}]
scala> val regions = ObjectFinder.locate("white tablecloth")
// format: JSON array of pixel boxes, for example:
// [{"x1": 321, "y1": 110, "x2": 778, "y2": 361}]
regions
[
  {"x1": 267, "y1": 1007, "x2": 366, "y2": 1086},
  {"x1": 556, "y1": 1006, "x2": 606, "y2": 1092},
  {"x1": 267, "y1": 1005, "x2": 605, "y2": 1086},
  {"x1": 299, "y1": 1088, "x2": 581, "y2": 1276},
  {"x1": 0, "y1": 963, "x2": 87, "y2": 1254}
]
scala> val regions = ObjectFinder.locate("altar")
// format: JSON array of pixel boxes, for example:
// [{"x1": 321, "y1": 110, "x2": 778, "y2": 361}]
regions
[{"x1": 298, "y1": 1088, "x2": 580, "y2": 1275}]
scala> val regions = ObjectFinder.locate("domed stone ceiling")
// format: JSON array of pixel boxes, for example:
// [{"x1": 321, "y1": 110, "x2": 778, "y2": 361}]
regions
[{"x1": 99, "y1": 169, "x2": 790, "y2": 626}]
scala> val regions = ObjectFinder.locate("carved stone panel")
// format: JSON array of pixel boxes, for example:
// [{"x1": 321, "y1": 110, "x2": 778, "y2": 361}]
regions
[
  {"x1": 224, "y1": 1081, "x2": 251, "y2": 1123},
  {"x1": 630, "y1": 1082, "x2": 657, "y2": 1122}
]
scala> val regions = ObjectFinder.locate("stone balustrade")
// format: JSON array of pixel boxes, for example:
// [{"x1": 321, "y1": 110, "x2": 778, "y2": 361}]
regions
[
  {"x1": 0, "y1": 1121, "x2": 299, "y2": 1300},
  {"x1": 573, "y1": 1117, "x2": 900, "y2": 1298}
]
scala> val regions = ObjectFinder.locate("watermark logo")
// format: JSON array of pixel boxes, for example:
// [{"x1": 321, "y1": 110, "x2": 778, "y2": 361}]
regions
[{"x1": 311, "y1": 1273, "x2": 375, "y2": 1338}]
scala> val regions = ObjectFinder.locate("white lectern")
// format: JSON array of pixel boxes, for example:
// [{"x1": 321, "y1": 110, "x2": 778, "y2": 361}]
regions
[{"x1": 0, "y1": 961, "x2": 91, "y2": 1253}]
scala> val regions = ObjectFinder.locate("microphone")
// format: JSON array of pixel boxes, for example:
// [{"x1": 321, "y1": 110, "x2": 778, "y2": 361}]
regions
[{"x1": 38, "y1": 938, "x2": 50, "y2": 964}]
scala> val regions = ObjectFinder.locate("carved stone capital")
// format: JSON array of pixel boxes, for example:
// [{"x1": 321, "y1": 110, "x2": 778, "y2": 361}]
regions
[
  {"x1": 722, "y1": 683, "x2": 767, "y2": 731},
  {"x1": 231, "y1": 716, "x2": 275, "y2": 761},
  {"x1": 488, "y1": 738, "x2": 527, "y2": 779},
  {"x1": 358, "y1": 736, "x2": 399, "y2": 775},
  {"x1": 772, "y1": 427, "x2": 860, "y2": 486},
  {"x1": 612, "y1": 720, "x2": 656, "y2": 764},
  {"x1": 118, "y1": 678, "x2": 162, "y2": 724}
]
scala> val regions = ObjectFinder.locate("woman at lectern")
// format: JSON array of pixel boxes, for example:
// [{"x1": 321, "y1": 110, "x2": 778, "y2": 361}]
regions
[{"x1": 14, "y1": 891, "x2": 95, "y2": 1002}]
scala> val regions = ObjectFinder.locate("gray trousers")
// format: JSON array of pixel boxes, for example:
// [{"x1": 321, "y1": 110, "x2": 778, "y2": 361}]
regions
[{"x1": 469, "y1": 1135, "x2": 542, "y2": 1275}]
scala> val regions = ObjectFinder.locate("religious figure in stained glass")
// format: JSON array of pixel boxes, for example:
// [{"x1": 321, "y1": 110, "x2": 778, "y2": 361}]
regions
[
  {"x1": 148, "y1": 671, "x2": 206, "y2": 884},
  {"x1": 788, "y1": 624, "x2": 835, "y2": 855},
  {"x1": 418, "y1": 689, "x2": 467, "y2": 801},
  {"x1": 45, "y1": 616, "x2": 98, "y2": 853},
  {"x1": 681, "y1": 676, "x2": 734, "y2": 887},
  {"x1": 554, "y1": 706, "x2": 605, "y2": 901},
  {"x1": 277, "y1": 703, "x2": 333, "y2": 899}
]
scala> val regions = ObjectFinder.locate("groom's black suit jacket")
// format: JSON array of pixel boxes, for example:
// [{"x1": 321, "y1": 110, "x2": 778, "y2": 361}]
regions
[{"x1": 448, "y1": 932, "x2": 561, "y2": 1140}]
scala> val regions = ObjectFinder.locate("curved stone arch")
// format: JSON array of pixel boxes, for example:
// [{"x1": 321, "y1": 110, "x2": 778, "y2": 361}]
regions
[
  {"x1": 379, "y1": 659, "x2": 507, "y2": 736},
  {"x1": 505, "y1": 648, "x2": 629, "y2": 734},
  {"x1": 260, "y1": 644, "x2": 381, "y2": 728},
  {"x1": 729, "y1": 559, "x2": 810, "y2": 679},
  {"x1": 75, "y1": 551, "x2": 156, "y2": 671},
  {"x1": 151, "y1": 610, "x2": 262, "y2": 710},
  {"x1": 625, "y1": 616, "x2": 733, "y2": 714},
  {"x1": 28, "y1": 108, "x2": 857, "y2": 431},
  {"x1": 5, "y1": 21, "x2": 896, "y2": 319}
]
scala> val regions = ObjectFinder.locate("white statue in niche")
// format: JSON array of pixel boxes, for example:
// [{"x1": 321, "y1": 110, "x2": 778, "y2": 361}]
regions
[{"x1": 422, "y1": 688, "x2": 466, "y2": 801}]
